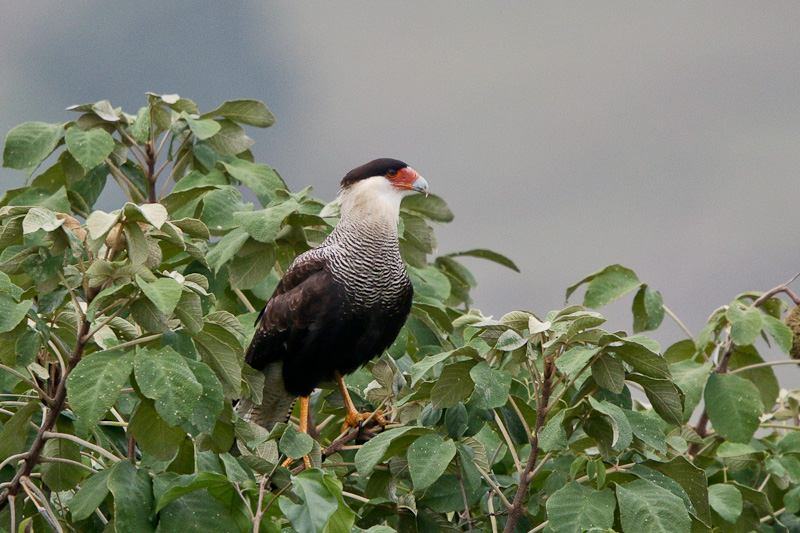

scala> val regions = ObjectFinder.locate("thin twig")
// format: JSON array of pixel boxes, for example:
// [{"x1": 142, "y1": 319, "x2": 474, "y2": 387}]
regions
[
  {"x1": 663, "y1": 304, "x2": 695, "y2": 342},
  {"x1": 108, "y1": 333, "x2": 162, "y2": 352},
  {"x1": 528, "y1": 520, "x2": 549, "y2": 533},
  {"x1": 43, "y1": 432, "x2": 122, "y2": 463},
  {"x1": 494, "y1": 411, "x2": 523, "y2": 474},
  {"x1": 456, "y1": 470, "x2": 474, "y2": 532},
  {"x1": 83, "y1": 300, "x2": 133, "y2": 342},
  {"x1": 20, "y1": 476, "x2": 63, "y2": 533},
  {"x1": 730, "y1": 360, "x2": 800, "y2": 374},
  {"x1": 474, "y1": 464, "x2": 512, "y2": 510},
  {"x1": 39, "y1": 456, "x2": 97, "y2": 473},
  {"x1": 234, "y1": 288, "x2": 257, "y2": 313},
  {"x1": 487, "y1": 491, "x2": 499, "y2": 533}
]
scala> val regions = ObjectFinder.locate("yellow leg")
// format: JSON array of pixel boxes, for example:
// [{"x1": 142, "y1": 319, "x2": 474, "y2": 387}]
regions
[
  {"x1": 281, "y1": 396, "x2": 312, "y2": 469},
  {"x1": 336, "y1": 371, "x2": 387, "y2": 431}
]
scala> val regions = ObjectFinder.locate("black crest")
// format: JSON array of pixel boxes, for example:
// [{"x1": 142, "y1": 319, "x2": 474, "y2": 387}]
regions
[{"x1": 340, "y1": 158, "x2": 408, "y2": 188}]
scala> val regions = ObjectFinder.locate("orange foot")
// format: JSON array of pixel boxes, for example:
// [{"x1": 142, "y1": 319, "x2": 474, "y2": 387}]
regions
[{"x1": 342, "y1": 409, "x2": 387, "y2": 432}]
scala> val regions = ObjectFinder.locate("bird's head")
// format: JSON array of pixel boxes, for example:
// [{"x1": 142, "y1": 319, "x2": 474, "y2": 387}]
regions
[{"x1": 340, "y1": 158, "x2": 428, "y2": 197}]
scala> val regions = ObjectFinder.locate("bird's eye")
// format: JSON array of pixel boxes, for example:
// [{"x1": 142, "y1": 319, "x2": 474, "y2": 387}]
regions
[{"x1": 387, "y1": 169, "x2": 397, "y2": 178}]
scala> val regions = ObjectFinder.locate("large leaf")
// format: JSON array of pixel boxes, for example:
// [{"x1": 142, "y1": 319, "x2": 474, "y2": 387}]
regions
[
  {"x1": 3, "y1": 121, "x2": 64, "y2": 170},
  {"x1": 566, "y1": 264, "x2": 641, "y2": 307},
  {"x1": 355, "y1": 426, "x2": 432, "y2": 477},
  {"x1": 468, "y1": 361, "x2": 512, "y2": 409},
  {"x1": 65, "y1": 125, "x2": 115, "y2": 170},
  {"x1": 726, "y1": 304, "x2": 762, "y2": 346},
  {"x1": 205, "y1": 120, "x2": 254, "y2": 156},
  {"x1": 407, "y1": 433, "x2": 457, "y2": 491},
  {"x1": 234, "y1": 199, "x2": 299, "y2": 243},
  {"x1": 129, "y1": 399, "x2": 185, "y2": 461},
  {"x1": 136, "y1": 275, "x2": 183, "y2": 316},
  {"x1": 546, "y1": 482, "x2": 616, "y2": 532},
  {"x1": 134, "y1": 346, "x2": 203, "y2": 425},
  {"x1": 430, "y1": 360, "x2": 477, "y2": 409},
  {"x1": 0, "y1": 295, "x2": 32, "y2": 333},
  {"x1": 401, "y1": 193, "x2": 454, "y2": 223},
  {"x1": 703, "y1": 372, "x2": 763, "y2": 443},
  {"x1": 201, "y1": 99, "x2": 276, "y2": 127},
  {"x1": 69, "y1": 468, "x2": 113, "y2": 521},
  {"x1": 626, "y1": 373, "x2": 684, "y2": 426},
  {"x1": 41, "y1": 421, "x2": 85, "y2": 491},
  {"x1": 616, "y1": 479, "x2": 692, "y2": 533},
  {"x1": 444, "y1": 248, "x2": 519, "y2": 272},
  {"x1": 708, "y1": 483, "x2": 743, "y2": 523},
  {"x1": 219, "y1": 159, "x2": 285, "y2": 206},
  {"x1": 186, "y1": 359, "x2": 225, "y2": 434},
  {"x1": 191, "y1": 322, "x2": 244, "y2": 398},
  {"x1": 589, "y1": 397, "x2": 633, "y2": 451},
  {"x1": 279, "y1": 469, "x2": 341, "y2": 533},
  {"x1": 157, "y1": 489, "x2": 240, "y2": 533},
  {"x1": 67, "y1": 349, "x2": 134, "y2": 431},
  {"x1": 0, "y1": 402, "x2": 39, "y2": 462},
  {"x1": 108, "y1": 461, "x2": 157, "y2": 533}
]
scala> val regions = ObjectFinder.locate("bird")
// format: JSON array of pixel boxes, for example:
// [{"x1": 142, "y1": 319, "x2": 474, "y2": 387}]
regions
[{"x1": 235, "y1": 158, "x2": 429, "y2": 457}]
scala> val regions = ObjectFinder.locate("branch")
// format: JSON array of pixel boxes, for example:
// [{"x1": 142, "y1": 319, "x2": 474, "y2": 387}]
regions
[
  {"x1": 663, "y1": 304, "x2": 695, "y2": 342},
  {"x1": 503, "y1": 356, "x2": 555, "y2": 533}
]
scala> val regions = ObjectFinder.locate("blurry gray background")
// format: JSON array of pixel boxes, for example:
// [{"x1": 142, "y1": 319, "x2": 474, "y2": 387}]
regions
[{"x1": 1, "y1": 3, "x2": 798, "y2": 379}]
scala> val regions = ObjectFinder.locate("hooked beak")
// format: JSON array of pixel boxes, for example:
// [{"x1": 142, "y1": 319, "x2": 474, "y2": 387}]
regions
[{"x1": 411, "y1": 175, "x2": 429, "y2": 196}]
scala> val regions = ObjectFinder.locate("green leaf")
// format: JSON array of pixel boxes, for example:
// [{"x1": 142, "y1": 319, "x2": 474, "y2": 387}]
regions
[
  {"x1": 186, "y1": 359, "x2": 225, "y2": 434},
  {"x1": 591, "y1": 354, "x2": 625, "y2": 393},
  {"x1": 41, "y1": 421, "x2": 85, "y2": 491},
  {"x1": 763, "y1": 314, "x2": 793, "y2": 354},
  {"x1": 191, "y1": 322, "x2": 244, "y2": 398},
  {"x1": 538, "y1": 410, "x2": 567, "y2": 452},
  {"x1": 0, "y1": 402, "x2": 38, "y2": 462},
  {"x1": 703, "y1": 372, "x2": 763, "y2": 443},
  {"x1": 708, "y1": 484, "x2": 743, "y2": 523},
  {"x1": 646, "y1": 457, "x2": 711, "y2": 527},
  {"x1": 129, "y1": 399, "x2": 186, "y2": 461},
  {"x1": 0, "y1": 295, "x2": 32, "y2": 333},
  {"x1": 632, "y1": 285, "x2": 665, "y2": 332},
  {"x1": 123, "y1": 220, "x2": 150, "y2": 265},
  {"x1": 69, "y1": 468, "x2": 112, "y2": 521},
  {"x1": 131, "y1": 106, "x2": 151, "y2": 142},
  {"x1": 174, "y1": 290, "x2": 204, "y2": 335},
  {"x1": 21, "y1": 207, "x2": 64, "y2": 234},
  {"x1": 407, "y1": 434, "x2": 457, "y2": 491},
  {"x1": 430, "y1": 360, "x2": 477, "y2": 409},
  {"x1": 546, "y1": 482, "x2": 616, "y2": 532},
  {"x1": 627, "y1": 374, "x2": 684, "y2": 426},
  {"x1": 604, "y1": 336, "x2": 670, "y2": 379},
  {"x1": 201, "y1": 99, "x2": 275, "y2": 127},
  {"x1": 279, "y1": 469, "x2": 341, "y2": 533},
  {"x1": 205, "y1": 119, "x2": 254, "y2": 156},
  {"x1": 355, "y1": 427, "x2": 432, "y2": 477},
  {"x1": 158, "y1": 489, "x2": 240, "y2": 532},
  {"x1": 206, "y1": 227, "x2": 250, "y2": 272},
  {"x1": 401, "y1": 193, "x2": 454, "y2": 223},
  {"x1": 85, "y1": 209, "x2": 120, "y2": 241},
  {"x1": 229, "y1": 248, "x2": 276, "y2": 290},
  {"x1": 617, "y1": 479, "x2": 692, "y2": 533},
  {"x1": 107, "y1": 461, "x2": 157, "y2": 533},
  {"x1": 280, "y1": 425, "x2": 315, "y2": 460},
  {"x1": 624, "y1": 410, "x2": 667, "y2": 454},
  {"x1": 200, "y1": 186, "x2": 252, "y2": 234},
  {"x1": 3, "y1": 121, "x2": 64, "y2": 170},
  {"x1": 136, "y1": 275, "x2": 183, "y2": 316},
  {"x1": 65, "y1": 125, "x2": 115, "y2": 170},
  {"x1": 182, "y1": 114, "x2": 221, "y2": 140},
  {"x1": 134, "y1": 346, "x2": 203, "y2": 425},
  {"x1": 234, "y1": 199, "x2": 299, "y2": 243},
  {"x1": 219, "y1": 158, "x2": 285, "y2": 206},
  {"x1": 67, "y1": 349, "x2": 134, "y2": 431},
  {"x1": 669, "y1": 359, "x2": 712, "y2": 422},
  {"x1": 728, "y1": 346, "x2": 780, "y2": 413},
  {"x1": 567, "y1": 264, "x2": 641, "y2": 307},
  {"x1": 444, "y1": 249, "x2": 519, "y2": 272},
  {"x1": 556, "y1": 346, "x2": 600, "y2": 380},
  {"x1": 468, "y1": 362, "x2": 512, "y2": 409},
  {"x1": 716, "y1": 442, "x2": 758, "y2": 457},
  {"x1": 726, "y1": 304, "x2": 762, "y2": 346},
  {"x1": 589, "y1": 397, "x2": 633, "y2": 451}
]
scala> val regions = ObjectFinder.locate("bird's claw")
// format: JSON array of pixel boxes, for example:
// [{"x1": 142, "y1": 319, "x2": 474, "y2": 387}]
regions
[{"x1": 342, "y1": 410, "x2": 387, "y2": 433}]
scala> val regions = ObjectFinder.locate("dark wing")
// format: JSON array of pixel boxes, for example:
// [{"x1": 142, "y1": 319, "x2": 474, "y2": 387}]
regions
[{"x1": 244, "y1": 255, "x2": 334, "y2": 372}]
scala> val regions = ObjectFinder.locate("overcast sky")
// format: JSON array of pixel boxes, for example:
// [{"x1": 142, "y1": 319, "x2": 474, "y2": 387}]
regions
[{"x1": 2, "y1": 3, "x2": 799, "y2": 380}]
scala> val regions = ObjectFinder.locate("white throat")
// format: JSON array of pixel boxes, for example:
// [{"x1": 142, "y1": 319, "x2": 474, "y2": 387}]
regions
[{"x1": 337, "y1": 176, "x2": 406, "y2": 233}]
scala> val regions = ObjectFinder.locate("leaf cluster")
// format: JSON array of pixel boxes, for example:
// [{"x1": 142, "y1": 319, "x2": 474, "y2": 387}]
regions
[{"x1": 1, "y1": 94, "x2": 800, "y2": 533}]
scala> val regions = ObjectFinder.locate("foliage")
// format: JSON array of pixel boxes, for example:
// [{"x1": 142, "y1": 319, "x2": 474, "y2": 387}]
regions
[{"x1": 1, "y1": 94, "x2": 800, "y2": 533}]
